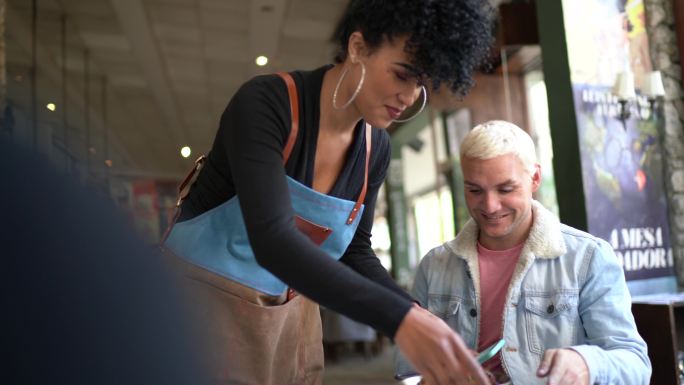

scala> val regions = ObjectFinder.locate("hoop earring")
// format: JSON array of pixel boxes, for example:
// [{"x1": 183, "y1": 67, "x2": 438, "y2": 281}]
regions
[
  {"x1": 394, "y1": 86, "x2": 427, "y2": 123},
  {"x1": 332, "y1": 61, "x2": 365, "y2": 110}
]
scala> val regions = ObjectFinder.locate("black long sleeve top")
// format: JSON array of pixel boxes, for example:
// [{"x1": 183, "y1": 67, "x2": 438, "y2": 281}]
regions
[{"x1": 179, "y1": 65, "x2": 413, "y2": 338}]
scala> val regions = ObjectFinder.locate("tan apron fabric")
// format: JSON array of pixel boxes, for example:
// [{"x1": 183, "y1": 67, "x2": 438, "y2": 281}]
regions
[{"x1": 167, "y1": 251, "x2": 324, "y2": 385}]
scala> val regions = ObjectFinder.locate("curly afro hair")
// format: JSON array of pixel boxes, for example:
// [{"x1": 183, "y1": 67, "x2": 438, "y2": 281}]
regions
[{"x1": 333, "y1": 0, "x2": 494, "y2": 97}]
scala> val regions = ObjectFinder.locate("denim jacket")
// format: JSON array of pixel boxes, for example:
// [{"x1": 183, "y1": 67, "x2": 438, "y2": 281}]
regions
[{"x1": 396, "y1": 201, "x2": 651, "y2": 385}]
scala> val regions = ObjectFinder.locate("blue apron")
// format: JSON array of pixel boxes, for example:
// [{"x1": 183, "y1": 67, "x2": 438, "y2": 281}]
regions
[{"x1": 163, "y1": 72, "x2": 372, "y2": 297}]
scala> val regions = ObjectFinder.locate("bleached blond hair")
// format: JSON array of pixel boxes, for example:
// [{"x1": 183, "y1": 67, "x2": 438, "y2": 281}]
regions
[{"x1": 459, "y1": 120, "x2": 537, "y2": 174}]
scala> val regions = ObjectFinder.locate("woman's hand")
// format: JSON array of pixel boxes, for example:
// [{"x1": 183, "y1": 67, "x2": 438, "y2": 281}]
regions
[{"x1": 395, "y1": 304, "x2": 491, "y2": 385}]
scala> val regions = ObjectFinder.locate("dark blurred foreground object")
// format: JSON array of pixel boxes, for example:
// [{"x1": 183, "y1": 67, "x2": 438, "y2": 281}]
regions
[{"x1": 0, "y1": 137, "x2": 210, "y2": 385}]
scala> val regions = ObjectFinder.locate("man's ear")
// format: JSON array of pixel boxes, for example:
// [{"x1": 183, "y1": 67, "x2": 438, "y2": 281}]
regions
[
  {"x1": 531, "y1": 163, "x2": 542, "y2": 193},
  {"x1": 346, "y1": 31, "x2": 368, "y2": 63}
]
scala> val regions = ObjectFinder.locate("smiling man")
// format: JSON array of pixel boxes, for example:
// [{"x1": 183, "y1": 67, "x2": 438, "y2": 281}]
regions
[{"x1": 396, "y1": 120, "x2": 651, "y2": 385}]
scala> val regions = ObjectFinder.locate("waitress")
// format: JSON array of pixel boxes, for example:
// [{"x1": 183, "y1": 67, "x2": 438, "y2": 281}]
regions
[{"x1": 163, "y1": 1, "x2": 494, "y2": 384}]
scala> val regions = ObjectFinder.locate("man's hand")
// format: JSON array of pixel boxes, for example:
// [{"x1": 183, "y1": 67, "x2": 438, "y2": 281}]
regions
[
  {"x1": 537, "y1": 348, "x2": 589, "y2": 385},
  {"x1": 395, "y1": 304, "x2": 491, "y2": 385}
]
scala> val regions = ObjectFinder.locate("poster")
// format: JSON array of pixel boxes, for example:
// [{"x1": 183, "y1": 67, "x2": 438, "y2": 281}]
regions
[
  {"x1": 563, "y1": 0, "x2": 675, "y2": 284},
  {"x1": 573, "y1": 85, "x2": 674, "y2": 281}
]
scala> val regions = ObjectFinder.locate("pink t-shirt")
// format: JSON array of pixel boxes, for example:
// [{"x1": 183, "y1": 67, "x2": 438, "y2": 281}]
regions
[{"x1": 476, "y1": 242, "x2": 523, "y2": 373}]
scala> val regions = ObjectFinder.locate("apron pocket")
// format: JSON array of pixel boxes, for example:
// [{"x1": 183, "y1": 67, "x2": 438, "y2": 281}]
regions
[{"x1": 295, "y1": 215, "x2": 333, "y2": 246}]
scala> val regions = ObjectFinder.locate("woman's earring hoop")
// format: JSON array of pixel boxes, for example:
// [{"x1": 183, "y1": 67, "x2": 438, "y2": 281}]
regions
[
  {"x1": 394, "y1": 86, "x2": 427, "y2": 123},
  {"x1": 332, "y1": 61, "x2": 365, "y2": 110}
]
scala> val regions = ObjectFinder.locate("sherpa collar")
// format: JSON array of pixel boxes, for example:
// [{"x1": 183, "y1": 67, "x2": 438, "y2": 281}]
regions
[{"x1": 445, "y1": 200, "x2": 567, "y2": 264}]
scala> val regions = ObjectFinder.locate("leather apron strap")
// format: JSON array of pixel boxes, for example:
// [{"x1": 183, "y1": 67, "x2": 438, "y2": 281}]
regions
[
  {"x1": 160, "y1": 154, "x2": 206, "y2": 245},
  {"x1": 275, "y1": 71, "x2": 371, "y2": 226}
]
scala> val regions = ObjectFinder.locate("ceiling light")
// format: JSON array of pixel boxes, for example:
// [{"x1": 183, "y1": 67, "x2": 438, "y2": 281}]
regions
[
  {"x1": 255, "y1": 56, "x2": 269, "y2": 66},
  {"x1": 46, "y1": 103, "x2": 56, "y2": 111},
  {"x1": 180, "y1": 146, "x2": 192, "y2": 158}
]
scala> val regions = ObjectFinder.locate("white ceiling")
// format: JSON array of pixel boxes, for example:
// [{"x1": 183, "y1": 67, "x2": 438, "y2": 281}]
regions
[
  {"x1": 7, "y1": 0, "x2": 347, "y2": 177},
  {"x1": 6, "y1": 0, "x2": 506, "y2": 177}
]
